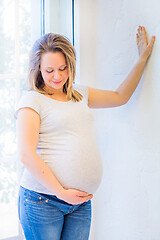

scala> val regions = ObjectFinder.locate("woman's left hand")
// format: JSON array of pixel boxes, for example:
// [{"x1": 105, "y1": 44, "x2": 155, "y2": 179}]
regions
[{"x1": 136, "y1": 26, "x2": 155, "y2": 62}]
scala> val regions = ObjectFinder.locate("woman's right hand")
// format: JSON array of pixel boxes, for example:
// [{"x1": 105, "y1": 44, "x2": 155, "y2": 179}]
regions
[{"x1": 57, "y1": 188, "x2": 93, "y2": 205}]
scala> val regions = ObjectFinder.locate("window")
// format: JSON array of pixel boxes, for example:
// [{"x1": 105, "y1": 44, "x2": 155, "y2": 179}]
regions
[
  {"x1": 0, "y1": 1, "x2": 41, "y2": 239},
  {"x1": 0, "y1": 0, "x2": 74, "y2": 239},
  {"x1": 45, "y1": 0, "x2": 74, "y2": 44}
]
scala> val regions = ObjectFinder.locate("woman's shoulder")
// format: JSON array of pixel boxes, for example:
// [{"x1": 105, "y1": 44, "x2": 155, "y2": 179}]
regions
[
  {"x1": 18, "y1": 89, "x2": 43, "y2": 103},
  {"x1": 14, "y1": 90, "x2": 42, "y2": 119},
  {"x1": 73, "y1": 83, "x2": 89, "y2": 102}
]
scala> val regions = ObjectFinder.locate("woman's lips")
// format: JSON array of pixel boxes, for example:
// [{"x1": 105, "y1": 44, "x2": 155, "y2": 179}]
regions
[{"x1": 52, "y1": 80, "x2": 62, "y2": 84}]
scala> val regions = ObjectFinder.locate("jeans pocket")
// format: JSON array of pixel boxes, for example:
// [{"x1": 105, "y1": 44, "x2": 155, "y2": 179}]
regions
[{"x1": 25, "y1": 190, "x2": 45, "y2": 205}]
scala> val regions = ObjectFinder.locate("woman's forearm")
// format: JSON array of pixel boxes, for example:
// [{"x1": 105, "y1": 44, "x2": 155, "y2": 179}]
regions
[
  {"x1": 21, "y1": 152, "x2": 64, "y2": 197},
  {"x1": 116, "y1": 57, "x2": 147, "y2": 104}
]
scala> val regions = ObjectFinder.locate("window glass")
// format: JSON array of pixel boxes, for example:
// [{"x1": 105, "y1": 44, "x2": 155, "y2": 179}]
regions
[
  {"x1": 0, "y1": 0, "x2": 39, "y2": 238},
  {"x1": 0, "y1": 78, "x2": 18, "y2": 239},
  {"x1": 45, "y1": 0, "x2": 73, "y2": 43},
  {"x1": 0, "y1": 0, "x2": 15, "y2": 74}
]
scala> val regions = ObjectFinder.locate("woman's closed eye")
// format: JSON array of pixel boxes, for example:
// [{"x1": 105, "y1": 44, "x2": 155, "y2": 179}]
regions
[
  {"x1": 46, "y1": 70, "x2": 53, "y2": 73},
  {"x1": 60, "y1": 66, "x2": 67, "y2": 71},
  {"x1": 46, "y1": 66, "x2": 67, "y2": 73}
]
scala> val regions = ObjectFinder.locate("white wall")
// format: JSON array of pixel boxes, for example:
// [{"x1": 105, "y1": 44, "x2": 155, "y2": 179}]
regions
[{"x1": 75, "y1": 0, "x2": 160, "y2": 239}]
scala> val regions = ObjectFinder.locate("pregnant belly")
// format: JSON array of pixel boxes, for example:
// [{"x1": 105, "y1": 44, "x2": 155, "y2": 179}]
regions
[{"x1": 45, "y1": 146, "x2": 103, "y2": 194}]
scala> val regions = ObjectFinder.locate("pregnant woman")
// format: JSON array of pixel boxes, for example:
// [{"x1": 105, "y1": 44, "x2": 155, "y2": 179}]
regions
[{"x1": 15, "y1": 26, "x2": 155, "y2": 240}]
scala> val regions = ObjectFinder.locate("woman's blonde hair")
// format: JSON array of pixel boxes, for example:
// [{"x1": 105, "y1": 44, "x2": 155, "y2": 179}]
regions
[{"x1": 28, "y1": 33, "x2": 83, "y2": 102}]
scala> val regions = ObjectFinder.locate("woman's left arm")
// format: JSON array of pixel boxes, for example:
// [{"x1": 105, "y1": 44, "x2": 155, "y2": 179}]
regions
[{"x1": 88, "y1": 26, "x2": 155, "y2": 108}]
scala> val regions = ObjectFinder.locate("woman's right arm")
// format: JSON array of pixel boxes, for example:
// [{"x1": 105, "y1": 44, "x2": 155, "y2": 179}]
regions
[{"x1": 17, "y1": 108, "x2": 93, "y2": 205}]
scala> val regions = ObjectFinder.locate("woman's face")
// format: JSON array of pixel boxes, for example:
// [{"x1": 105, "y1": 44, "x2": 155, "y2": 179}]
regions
[{"x1": 40, "y1": 51, "x2": 69, "y2": 94}]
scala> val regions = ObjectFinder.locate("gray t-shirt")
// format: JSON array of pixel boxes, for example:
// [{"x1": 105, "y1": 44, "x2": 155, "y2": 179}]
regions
[{"x1": 15, "y1": 83, "x2": 103, "y2": 194}]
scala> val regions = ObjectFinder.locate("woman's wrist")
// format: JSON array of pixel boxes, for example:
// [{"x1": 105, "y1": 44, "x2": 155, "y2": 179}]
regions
[
  {"x1": 138, "y1": 55, "x2": 148, "y2": 64},
  {"x1": 137, "y1": 55, "x2": 149, "y2": 69},
  {"x1": 55, "y1": 185, "x2": 65, "y2": 198}
]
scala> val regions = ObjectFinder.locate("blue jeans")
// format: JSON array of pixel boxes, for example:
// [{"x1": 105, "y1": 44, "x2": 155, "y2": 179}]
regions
[{"x1": 18, "y1": 186, "x2": 92, "y2": 240}]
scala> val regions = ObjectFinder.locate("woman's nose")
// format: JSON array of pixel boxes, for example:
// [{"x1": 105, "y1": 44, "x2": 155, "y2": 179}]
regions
[{"x1": 53, "y1": 70, "x2": 61, "y2": 80}]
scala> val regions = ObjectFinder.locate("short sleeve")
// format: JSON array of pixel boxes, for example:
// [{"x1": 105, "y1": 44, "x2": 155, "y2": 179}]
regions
[
  {"x1": 73, "y1": 83, "x2": 89, "y2": 104},
  {"x1": 14, "y1": 91, "x2": 41, "y2": 119}
]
